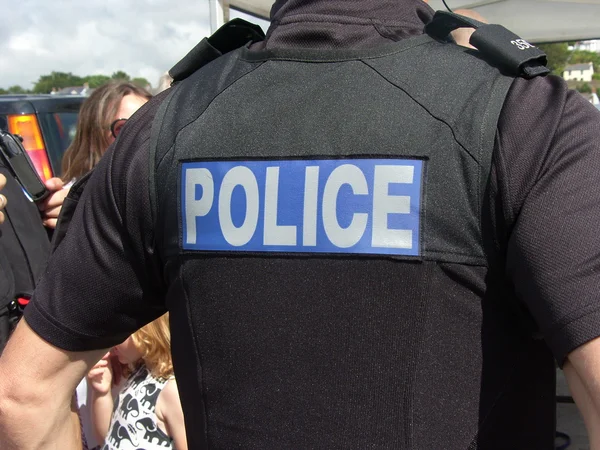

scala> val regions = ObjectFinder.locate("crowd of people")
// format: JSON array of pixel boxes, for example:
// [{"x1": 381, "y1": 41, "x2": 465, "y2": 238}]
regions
[{"x1": 1, "y1": 0, "x2": 600, "y2": 449}]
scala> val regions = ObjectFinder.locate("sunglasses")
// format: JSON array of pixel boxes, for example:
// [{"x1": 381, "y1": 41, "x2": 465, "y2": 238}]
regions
[{"x1": 110, "y1": 118, "x2": 128, "y2": 139}]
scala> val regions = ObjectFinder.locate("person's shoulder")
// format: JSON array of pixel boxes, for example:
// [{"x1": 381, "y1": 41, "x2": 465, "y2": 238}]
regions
[
  {"x1": 160, "y1": 378, "x2": 179, "y2": 399},
  {"x1": 503, "y1": 74, "x2": 596, "y2": 119},
  {"x1": 155, "y1": 378, "x2": 181, "y2": 417}
]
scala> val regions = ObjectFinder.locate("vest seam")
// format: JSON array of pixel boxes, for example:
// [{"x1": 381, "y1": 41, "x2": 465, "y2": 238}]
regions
[
  {"x1": 478, "y1": 76, "x2": 514, "y2": 244},
  {"x1": 239, "y1": 36, "x2": 433, "y2": 64},
  {"x1": 466, "y1": 352, "x2": 524, "y2": 447},
  {"x1": 156, "y1": 59, "x2": 267, "y2": 170},
  {"x1": 180, "y1": 261, "x2": 211, "y2": 448},
  {"x1": 359, "y1": 59, "x2": 480, "y2": 166},
  {"x1": 407, "y1": 262, "x2": 435, "y2": 448}
]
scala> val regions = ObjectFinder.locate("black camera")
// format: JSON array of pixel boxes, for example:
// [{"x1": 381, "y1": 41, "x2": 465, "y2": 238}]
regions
[{"x1": 0, "y1": 130, "x2": 49, "y2": 202}]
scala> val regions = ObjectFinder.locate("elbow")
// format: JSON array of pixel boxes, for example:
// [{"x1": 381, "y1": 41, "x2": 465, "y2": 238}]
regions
[
  {"x1": 0, "y1": 383, "x2": 24, "y2": 436},
  {"x1": 0, "y1": 377, "x2": 49, "y2": 431}
]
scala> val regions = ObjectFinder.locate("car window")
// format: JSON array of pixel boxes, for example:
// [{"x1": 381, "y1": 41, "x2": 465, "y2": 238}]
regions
[{"x1": 38, "y1": 112, "x2": 78, "y2": 177}]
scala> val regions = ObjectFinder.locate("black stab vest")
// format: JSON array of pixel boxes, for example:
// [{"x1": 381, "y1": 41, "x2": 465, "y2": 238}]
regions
[{"x1": 150, "y1": 34, "x2": 555, "y2": 449}]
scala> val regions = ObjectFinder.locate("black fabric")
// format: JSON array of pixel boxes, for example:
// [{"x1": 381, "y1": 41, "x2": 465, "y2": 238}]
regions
[
  {"x1": 24, "y1": 0, "x2": 600, "y2": 448},
  {"x1": 169, "y1": 19, "x2": 265, "y2": 82},
  {"x1": 425, "y1": 11, "x2": 550, "y2": 79},
  {"x1": 0, "y1": 167, "x2": 50, "y2": 353},
  {"x1": 50, "y1": 170, "x2": 94, "y2": 252}
]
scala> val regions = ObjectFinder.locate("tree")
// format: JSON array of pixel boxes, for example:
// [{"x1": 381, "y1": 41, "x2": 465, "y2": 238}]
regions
[
  {"x1": 538, "y1": 43, "x2": 572, "y2": 77},
  {"x1": 7, "y1": 85, "x2": 28, "y2": 94},
  {"x1": 0, "y1": 88, "x2": 8, "y2": 95},
  {"x1": 570, "y1": 50, "x2": 600, "y2": 71},
  {"x1": 111, "y1": 71, "x2": 130, "y2": 81},
  {"x1": 131, "y1": 77, "x2": 151, "y2": 89},
  {"x1": 577, "y1": 83, "x2": 592, "y2": 93},
  {"x1": 84, "y1": 74, "x2": 111, "y2": 88},
  {"x1": 33, "y1": 71, "x2": 84, "y2": 94}
]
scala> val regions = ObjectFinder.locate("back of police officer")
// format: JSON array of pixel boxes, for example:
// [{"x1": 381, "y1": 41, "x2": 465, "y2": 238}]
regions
[{"x1": 5, "y1": 0, "x2": 600, "y2": 449}]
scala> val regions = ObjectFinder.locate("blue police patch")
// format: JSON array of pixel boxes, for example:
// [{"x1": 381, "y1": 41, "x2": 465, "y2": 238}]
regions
[{"x1": 181, "y1": 158, "x2": 423, "y2": 256}]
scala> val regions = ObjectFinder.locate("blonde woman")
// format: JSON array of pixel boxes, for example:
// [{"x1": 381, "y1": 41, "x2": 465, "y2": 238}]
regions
[{"x1": 87, "y1": 314, "x2": 187, "y2": 450}]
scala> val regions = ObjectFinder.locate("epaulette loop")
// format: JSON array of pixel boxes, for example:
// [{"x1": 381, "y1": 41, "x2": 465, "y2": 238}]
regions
[
  {"x1": 169, "y1": 18, "x2": 265, "y2": 83},
  {"x1": 425, "y1": 11, "x2": 550, "y2": 79}
]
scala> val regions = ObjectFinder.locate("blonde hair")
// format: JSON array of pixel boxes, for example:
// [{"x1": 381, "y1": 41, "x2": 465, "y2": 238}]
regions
[{"x1": 130, "y1": 313, "x2": 173, "y2": 379}]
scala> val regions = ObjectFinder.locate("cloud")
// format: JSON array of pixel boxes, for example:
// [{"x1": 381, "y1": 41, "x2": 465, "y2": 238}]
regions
[{"x1": 0, "y1": 0, "x2": 213, "y2": 90}]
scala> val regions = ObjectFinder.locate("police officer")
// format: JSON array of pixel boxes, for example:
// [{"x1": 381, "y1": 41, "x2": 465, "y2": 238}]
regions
[{"x1": 2, "y1": 0, "x2": 600, "y2": 448}]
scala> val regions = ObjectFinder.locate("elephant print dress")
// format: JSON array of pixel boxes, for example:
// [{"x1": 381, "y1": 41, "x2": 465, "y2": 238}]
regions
[{"x1": 102, "y1": 365, "x2": 174, "y2": 450}]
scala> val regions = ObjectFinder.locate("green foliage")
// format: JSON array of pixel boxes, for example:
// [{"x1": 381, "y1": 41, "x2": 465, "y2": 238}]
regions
[
  {"x1": 111, "y1": 71, "x2": 130, "y2": 81},
  {"x1": 32, "y1": 71, "x2": 84, "y2": 94},
  {"x1": 593, "y1": 73, "x2": 600, "y2": 81},
  {"x1": 3, "y1": 69, "x2": 154, "y2": 94},
  {"x1": 538, "y1": 43, "x2": 572, "y2": 76},
  {"x1": 577, "y1": 82, "x2": 592, "y2": 93},
  {"x1": 7, "y1": 85, "x2": 29, "y2": 94},
  {"x1": 570, "y1": 50, "x2": 600, "y2": 70},
  {"x1": 131, "y1": 77, "x2": 151, "y2": 89},
  {"x1": 84, "y1": 74, "x2": 111, "y2": 88}
]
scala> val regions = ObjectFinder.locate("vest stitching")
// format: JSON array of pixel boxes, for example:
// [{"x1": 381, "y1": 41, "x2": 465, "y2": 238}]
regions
[
  {"x1": 179, "y1": 261, "x2": 211, "y2": 449},
  {"x1": 359, "y1": 59, "x2": 480, "y2": 166}
]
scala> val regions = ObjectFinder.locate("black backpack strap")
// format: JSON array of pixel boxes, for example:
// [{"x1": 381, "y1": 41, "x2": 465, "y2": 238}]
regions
[
  {"x1": 169, "y1": 18, "x2": 265, "y2": 83},
  {"x1": 425, "y1": 11, "x2": 550, "y2": 79}
]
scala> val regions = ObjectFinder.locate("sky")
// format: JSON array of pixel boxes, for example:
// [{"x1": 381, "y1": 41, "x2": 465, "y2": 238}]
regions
[{"x1": 0, "y1": 0, "x2": 270, "y2": 91}]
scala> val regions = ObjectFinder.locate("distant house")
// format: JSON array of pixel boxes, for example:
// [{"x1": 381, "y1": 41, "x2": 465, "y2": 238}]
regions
[
  {"x1": 563, "y1": 63, "x2": 594, "y2": 82},
  {"x1": 56, "y1": 83, "x2": 91, "y2": 96},
  {"x1": 570, "y1": 40, "x2": 600, "y2": 53}
]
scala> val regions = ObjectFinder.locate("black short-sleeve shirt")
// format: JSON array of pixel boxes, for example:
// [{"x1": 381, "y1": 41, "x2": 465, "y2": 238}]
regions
[{"x1": 24, "y1": 1, "x2": 600, "y2": 448}]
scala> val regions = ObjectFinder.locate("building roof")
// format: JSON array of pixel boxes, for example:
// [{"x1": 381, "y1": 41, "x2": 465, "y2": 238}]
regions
[{"x1": 565, "y1": 63, "x2": 594, "y2": 72}]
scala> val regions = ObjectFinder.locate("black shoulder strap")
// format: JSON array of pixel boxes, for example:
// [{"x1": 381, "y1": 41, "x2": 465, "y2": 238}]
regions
[
  {"x1": 169, "y1": 18, "x2": 265, "y2": 83},
  {"x1": 425, "y1": 11, "x2": 550, "y2": 79}
]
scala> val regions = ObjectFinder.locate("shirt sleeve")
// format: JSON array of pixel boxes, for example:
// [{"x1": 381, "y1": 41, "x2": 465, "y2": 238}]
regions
[
  {"x1": 24, "y1": 93, "x2": 169, "y2": 352},
  {"x1": 499, "y1": 75, "x2": 600, "y2": 364}
]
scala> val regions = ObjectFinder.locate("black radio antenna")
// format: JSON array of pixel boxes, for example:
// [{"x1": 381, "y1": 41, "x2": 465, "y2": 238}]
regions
[{"x1": 441, "y1": 0, "x2": 453, "y2": 12}]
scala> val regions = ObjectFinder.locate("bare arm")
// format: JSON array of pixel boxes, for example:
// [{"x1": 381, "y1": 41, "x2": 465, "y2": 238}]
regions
[
  {"x1": 0, "y1": 319, "x2": 107, "y2": 449},
  {"x1": 157, "y1": 379, "x2": 188, "y2": 450},
  {"x1": 565, "y1": 339, "x2": 600, "y2": 449}
]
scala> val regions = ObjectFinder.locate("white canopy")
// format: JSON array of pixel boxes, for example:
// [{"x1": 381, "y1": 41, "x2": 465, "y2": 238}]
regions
[{"x1": 227, "y1": 0, "x2": 600, "y2": 43}]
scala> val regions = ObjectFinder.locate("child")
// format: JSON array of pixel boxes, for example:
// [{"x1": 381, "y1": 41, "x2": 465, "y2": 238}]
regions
[{"x1": 87, "y1": 313, "x2": 187, "y2": 450}]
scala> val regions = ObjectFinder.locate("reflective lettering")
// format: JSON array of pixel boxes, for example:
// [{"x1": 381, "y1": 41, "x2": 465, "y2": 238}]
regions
[
  {"x1": 184, "y1": 168, "x2": 214, "y2": 245},
  {"x1": 322, "y1": 164, "x2": 368, "y2": 248},
  {"x1": 372, "y1": 165, "x2": 413, "y2": 249},
  {"x1": 302, "y1": 166, "x2": 319, "y2": 246},
  {"x1": 264, "y1": 167, "x2": 297, "y2": 245},
  {"x1": 181, "y1": 158, "x2": 423, "y2": 256},
  {"x1": 219, "y1": 166, "x2": 259, "y2": 246}
]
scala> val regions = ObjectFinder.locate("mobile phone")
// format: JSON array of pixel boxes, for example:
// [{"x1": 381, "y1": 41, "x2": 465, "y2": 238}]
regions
[{"x1": 0, "y1": 130, "x2": 49, "y2": 202}]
